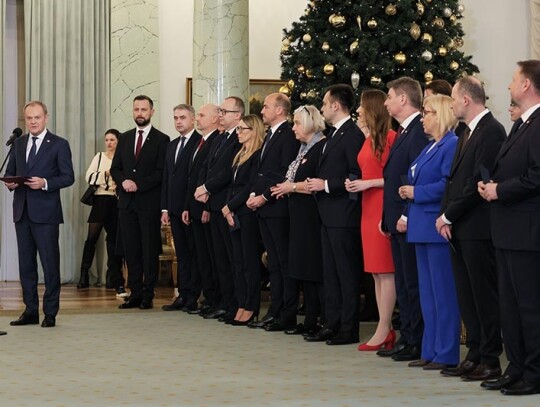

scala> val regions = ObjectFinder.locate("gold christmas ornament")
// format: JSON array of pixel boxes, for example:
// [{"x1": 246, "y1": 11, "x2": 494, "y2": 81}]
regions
[
  {"x1": 322, "y1": 42, "x2": 330, "y2": 52},
  {"x1": 280, "y1": 45, "x2": 289, "y2": 53},
  {"x1": 370, "y1": 76, "x2": 382, "y2": 86},
  {"x1": 279, "y1": 85, "x2": 291, "y2": 96},
  {"x1": 356, "y1": 16, "x2": 362, "y2": 30},
  {"x1": 421, "y1": 50, "x2": 433, "y2": 61},
  {"x1": 349, "y1": 40, "x2": 359, "y2": 53},
  {"x1": 410, "y1": 23, "x2": 421, "y2": 40},
  {"x1": 385, "y1": 4, "x2": 397, "y2": 16},
  {"x1": 300, "y1": 92, "x2": 307, "y2": 100},
  {"x1": 426, "y1": 0, "x2": 432, "y2": 3},
  {"x1": 457, "y1": 4, "x2": 465, "y2": 13},
  {"x1": 433, "y1": 18, "x2": 445, "y2": 29},
  {"x1": 302, "y1": 33, "x2": 312, "y2": 43},
  {"x1": 297, "y1": 65, "x2": 306, "y2": 74},
  {"x1": 450, "y1": 61, "x2": 460, "y2": 70},
  {"x1": 394, "y1": 51, "x2": 407, "y2": 65},
  {"x1": 447, "y1": 39, "x2": 456, "y2": 49},
  {"x1": 328, "y1": 13, "x2": 336, "y2": 24},
  {"x1": 305, "y1": 69, "x2": 313, "y2": 79},
  {"x1": 417, "y1": 2, "x2": 425, "y2": 16},
  {"x1": 438, "y1": 46, "x2": 448, "y2": 56},
  {"x1": 367, "y1": 18, "x2": 378, "y2": 29},
  {"x1": 443, "y1": 7, "x2": 453, "y2": 18},
  {"x1": 424, "y1": 71, "x2": 434, "y2": 83},
  {"x1": 287, "y1": 79, "x2": 295, "y2": 89},
  {"x1": 421, "y1": 33, "x2": 433, "y2": 44},
  {"x1": 324, "y1": 63, "x2": 335, "y2": 75},
  {"x1": 307, "y1": 89, "x2": 317, "y2": 99},
  {"x1": 331, "y1": 14, "x2": 346, "y2": 28},
  {"x1": 449, "y1": 15, "x2": 458, "y2": 24},
  {"x1": 351, "y1": 72, "x2": 360, "y2": 90},
  {"x1": 282, "y1": 38, "x2": 290, "y2": 47},
  {"x1": 455, "y1": 37, "x2": 464, "y2": 48}
]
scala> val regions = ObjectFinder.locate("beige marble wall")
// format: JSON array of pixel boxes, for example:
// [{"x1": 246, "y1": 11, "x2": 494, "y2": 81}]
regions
[
  {"x1": 192, "y1": 0, "x2": 249, "y2": 110},
  {"x1": 111, "y1": 0, "x2": 160, "y2": 131}
]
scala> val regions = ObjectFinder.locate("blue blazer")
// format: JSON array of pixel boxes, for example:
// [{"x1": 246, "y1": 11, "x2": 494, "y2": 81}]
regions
[
  {"x1": 5, "y1": 131, "x2": 74, "y2": 224},
  {"x1": 406, "y1": 131, "x2": 458, "y2": 243}
]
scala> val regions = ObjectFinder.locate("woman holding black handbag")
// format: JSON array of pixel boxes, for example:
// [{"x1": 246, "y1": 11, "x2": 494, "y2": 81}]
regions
[{"x1": 77, "y1": 129, "x2": 126, "y2": 297}]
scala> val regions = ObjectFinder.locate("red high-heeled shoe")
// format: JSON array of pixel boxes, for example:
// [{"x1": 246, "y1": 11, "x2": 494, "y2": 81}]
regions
[{"x1": 358, "y1": 330, "x2": 396, "y2": 351}]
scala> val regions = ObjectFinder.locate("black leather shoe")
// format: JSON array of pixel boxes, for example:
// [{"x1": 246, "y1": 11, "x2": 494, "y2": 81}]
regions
[
  {"x1": 264, "y1": 321, "x2": 291, "y2": 332},
  {"x1": 247, "y1": 314, "x2": 274, "y2": 329},
  {"x1": 285, "y1": 323, "x2": 305, "y2": 335},
  {"x1": 304, "y1": 328, "x2": 335, "y2": 342},
  {"x1": 326, "y1": 332, "x2": 359, "y2": 345},
  {"x1": 302, "y1": 324, "x2": 322, "y2": 338},
  {"x1": 441, "y1": 360, "x2": 477, "y2": 377},
  {"x1": 423, "y1": 361, "x2": 455, "y2": 371},
  {"x1": 481, "y1": 374, "x2": 521, "y2": 390},
  {"x1": 41, "y1": 315, "x2": 56, "y2": 328},
  {"x1": 392, "y1": 345, "x2": 421, "y2": 361},
  {"x1": 187, "y1": 307, "x2": 202, "y2": 315},
  {"x1": 182, "y1": 303, "x2": 199, "y2": 313},
  {"x1": 462, "y1": 364, "x2": 502, "y2": 381},
  {"x1": 203, "y1": 309, "x2": 227, "y2": 319},
  {"x1": 10, "y1": 313, "x2": 39, "y2": 326},
  {"x1": 162, "y1": 297, "x2": 186, "y2": 311},
  {"x1": 377, "y1": 342, "x2": 407, "y2": 357},
  {"x1": 198, "y1": 305, "x2": 216, "y2": 316},
  {"x1": 139, "y1": 300, "x2": 153, "y2": 310},
  {"x1": 501, "y1": 379, "x2": 540, "y2": 395},
  {"x1": 218, "y1": 312, "x2": 235, "y2": 323},
  {"x1": 119, "y1": 298, "x2": 142, "y2": 309},
  {"x1": 0, "y1": 331, "x2": 6, "y2": 336}
]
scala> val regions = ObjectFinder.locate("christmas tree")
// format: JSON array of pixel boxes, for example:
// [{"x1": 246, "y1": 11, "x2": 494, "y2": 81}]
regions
[{"x1": 280, "y1": 0, "x2": 479, "y2": 108}]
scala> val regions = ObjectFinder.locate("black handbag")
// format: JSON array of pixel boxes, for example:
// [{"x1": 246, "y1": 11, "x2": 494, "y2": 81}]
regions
[{"x1": 80, "y1": 153, "x2": 102, "y2": 206}]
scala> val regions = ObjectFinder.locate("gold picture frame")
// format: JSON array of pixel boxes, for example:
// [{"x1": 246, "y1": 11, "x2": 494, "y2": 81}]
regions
[{"x1": 185, "y1": 78, "x2": 285, "y2": 114}]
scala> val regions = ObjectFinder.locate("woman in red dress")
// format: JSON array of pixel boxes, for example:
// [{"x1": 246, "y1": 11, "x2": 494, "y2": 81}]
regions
[{"x1": 345, "y1": 89, "x2": 397, "y2": 351}]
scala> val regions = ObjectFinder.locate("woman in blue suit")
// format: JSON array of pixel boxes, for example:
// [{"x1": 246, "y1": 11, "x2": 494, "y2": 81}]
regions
[{"x1": 397, "y1": 94, "x2": 460, "y2": 370}]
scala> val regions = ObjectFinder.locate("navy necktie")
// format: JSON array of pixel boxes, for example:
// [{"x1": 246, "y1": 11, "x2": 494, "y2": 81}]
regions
[
  {"x1": 175, "y1": 136, "x2": 186, "y2": 163},
  {"x1": 214, "y1": 132, "x2": 228, "y2": 157},
  {"x1": 27, "y1": 136, "x2": 38, "y2": 165},
  {"x1": 508, "y1": 118, "x2": 524, "y2": 139},
  {"x1": 261, "y1": 129, "x2": 273, "y2": 157}
]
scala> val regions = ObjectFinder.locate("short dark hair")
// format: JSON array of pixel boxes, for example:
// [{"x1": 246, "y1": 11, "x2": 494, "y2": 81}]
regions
[
  {"x1": 517, "y1": 60, "x2": 540, "y2": 94},
  {"x1": 225, "y1": 96, "x2": 245, "y2": 117},
  {"x1": 455, "y1": 76, "x2": 486, "y2": 105},
  {"x1": 173, "y1": 104, "x2": 195, "y2": 115},
  {"x1": 104, "y1": 128, "x2": 121, "y2": 139},
  {"x1": 133, "y1": 95, "x2": 154, "y2": 108},
  {"x1": 325, "y1": 84, "x2": 355, "y2": 112},
  {"x1": 387, "y1": 77, "x2": 423, "y2": 110},
  {"x1": 425, "y1": 79, "x2": 452, "y2": 97}
]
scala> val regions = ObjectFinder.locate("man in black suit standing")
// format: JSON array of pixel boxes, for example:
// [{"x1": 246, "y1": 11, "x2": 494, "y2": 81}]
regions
[
  {"x1": 436, "y1": 77, "x2": 505, "y2": 381},
  {"x1": 4, "y1": 101, "x2": 74, "y2": 328},
  {"x1": 161, "y1": 104, "x2": 201, "y2": 312},
  {"x1": 304, "y1": 84, "x2": 364, "y2": 345},
  {"x1": 478, "y1": 60, "x2": 540, "y2": 396},
  {"x1": 246, "y1": 92, "x2": 298, "y2": 331},
  {"x1": 182, "y1": 104, "x2": 220, "y2": 315},
  {"x1": 378, "y1": 77, "x2": 428, "y2": 361},
  {"x1": 194, "y1": 97, "x2": 243, "y2": 321},
  {"x1": 111, "y1": 95, "x2": 170, "y2": 310}
]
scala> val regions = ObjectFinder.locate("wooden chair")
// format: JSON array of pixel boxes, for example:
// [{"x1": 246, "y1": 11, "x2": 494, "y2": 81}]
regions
[{"x1": 159, "y1": 225, "x2": 177, "y2": 287}]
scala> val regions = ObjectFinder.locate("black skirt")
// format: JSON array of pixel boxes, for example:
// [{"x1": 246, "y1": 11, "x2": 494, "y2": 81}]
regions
[{"x1": 88, "y1": 195, "x2": 119, "y2": 223}]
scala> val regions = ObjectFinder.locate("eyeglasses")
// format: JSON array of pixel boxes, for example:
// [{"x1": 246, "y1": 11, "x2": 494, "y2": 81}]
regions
[
  {"x1": 422, "y1": 109, "x2": 437, "y2": 117},
  {"x1": 218, "y1": 108, "x2": 240, "y2": 115},
  {"x1": 299, "y1": 105, "x2": 312, "y2": 117},
  {"x1": 236, "y1": 125, "x2": 252, "y2": 133}
]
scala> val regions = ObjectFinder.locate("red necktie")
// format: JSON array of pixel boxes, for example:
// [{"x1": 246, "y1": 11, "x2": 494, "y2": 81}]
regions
[
  {"x1": 197, "y1": 137, "x2": 205, "y2": 151},
  {"x1": 135, "y1": 130, "x2": 143, "y2": 159}
]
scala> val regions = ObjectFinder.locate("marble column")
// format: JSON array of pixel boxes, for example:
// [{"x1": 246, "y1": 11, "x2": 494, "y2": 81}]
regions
[
  {"x1": 192, "y1": 0, "x2": 249, "y2": 110},
  {"x1": 111, "y1": 0, "x2": 160, "y2": 130}
]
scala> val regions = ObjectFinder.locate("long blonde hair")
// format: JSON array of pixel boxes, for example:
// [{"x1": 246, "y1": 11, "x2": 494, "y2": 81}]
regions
[{"x1": 233, "y1": 114, "x2": 265, "y2": 166}]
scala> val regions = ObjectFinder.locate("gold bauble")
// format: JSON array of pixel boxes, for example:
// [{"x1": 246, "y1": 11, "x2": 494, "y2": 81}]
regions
[
  {"x1": 410, "y1": 23, "x2": 421, "y2": 40},
  {"x1": 421, "y1": 33, "x2": 433, "y2": 44},
  {"x1": 331, "y1": 14, "x2": 346, "y2": 28},
  {"x1": 385, "y1": 4, "x2": 397, "y2": 16},
  {"x1": 300, "y1": 92, "x2": 307, "y2": 100},
  {"x1": 416, "y1": 2, "x2": 425, "y2": 15},
  {"x1": 278, "y1": 85, "x2": 291, "y2": 96},
  {"x1": 297, "y1": 65, "x2": 305, "y2": 74},
  {"x1": 455, "y1": 37, "x2": 464, "y2": 48},
  {"x1": 424, "y1": 71, "x2": 434, "y2": 83},
  {"x1": 323, "y1": 63, "x2": 335, "y2": 75},
  {"x1": 302, "y1": 33, "x2": 312, "y2": 43},
  {"x1": 450, "y1": 61, "x2": 460, "y2": 71},
  {"x1": 447, "y1": 39, "x2": 456, "y2": 49},
  {"x1": 457, "y1": 4, "x2": 465, "y2": 13},
  {"x1": 356, "y1": 16, "x2": 362, "y2": 30},
  {"x1": 305, "y1": 69, "x2": 313, "y2": 79},
  {"x1": 449, "y1": 15, "x2": 458, "y2": 24},
  {"x1": 438, "y1": 46, "x2": 448, "y2": 56},
  {"x1": 370, "y1": 76, "x2": 382, "y2": 86},
  {"x1": 394, "y1": 51, "x2": 407, "y2": 65},
  {"x1": 443, "y1": 7, "x2": 453, "y2": 18},
  {"x1": 322, "y1": 42, "x2": 330, "y2": 52},
  {"x1": 287, "y1": 79, "x2": 295, "y2": 89},
  {"x1": 307, "y1": 89, "x2": 317, "y2": 99},
  {"x1": 328, "y1": 13, "x2": 336, "y2": 24},
  {"x1": 280, "y1": 45, "x2": 289, "y2": 53},
  {"x1": 426, "y1": 0, "x2": 432, "y2": 3},
  {"x1": 349, "y1": 40, "x2": 359, "y2": 53},
  {"x1": 282, "y1": 38, "x2": 290, "y2": 47},
  {"x1": 433, "y1": 18, "x2": 445, "y2": 29},
  {"x1": 367, "y1": 18, "x2": 378, "y2": 29}
]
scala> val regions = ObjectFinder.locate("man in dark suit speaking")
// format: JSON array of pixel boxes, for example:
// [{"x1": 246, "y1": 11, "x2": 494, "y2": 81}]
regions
[
  {"x1": 3, "y1": 101, "x2": 74, "y2": 328},
  {"x1": 111, "y1": 95, "x2": 170, "y2": 310}
]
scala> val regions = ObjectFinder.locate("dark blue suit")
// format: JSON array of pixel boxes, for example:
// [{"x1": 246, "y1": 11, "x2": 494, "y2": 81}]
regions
[
  {"x1": 5, "y1": 131, "x2": 74, "y2": 317},
  {"x1": 406, "y1": 131, "x2": 460, "y2": 365}
]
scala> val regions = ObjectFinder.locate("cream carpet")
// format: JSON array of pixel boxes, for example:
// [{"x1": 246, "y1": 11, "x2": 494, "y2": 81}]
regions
[{"x1": 0, "y1": 310, "x2": 538, "y2": 407}]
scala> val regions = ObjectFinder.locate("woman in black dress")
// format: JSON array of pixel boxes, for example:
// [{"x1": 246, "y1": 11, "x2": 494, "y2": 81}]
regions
[
  {"x1": 221, "y1": 114, "x2": 264, "y2": 325},
  {"x1": 271, "y1": 105, "x2": 326, "y2": 336}
]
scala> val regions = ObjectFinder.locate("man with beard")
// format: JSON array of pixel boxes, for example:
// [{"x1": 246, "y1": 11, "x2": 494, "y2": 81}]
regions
[{"x1": 111, "y1": 95, "x2": 170, "y2": 310}]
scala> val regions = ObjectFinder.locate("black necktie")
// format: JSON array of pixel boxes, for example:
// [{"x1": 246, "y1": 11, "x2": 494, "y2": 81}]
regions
[
  {"x1": 326, "y1": 126, "x2": 336, "y2": 140},
  {"x1": 508, "y1": 118, "x2": 524, "y2": 139},
  {"x1": 27, "y1": 136, "x2": 38, "y2": 165},
  {"x1": 175, "y1": 136, "x2": 186, "y2": 164},
  {"x1": 261, "y1": 129, "x2": 273, "y2": 157},
  {"x1": 459, "y1": 126, "x2": 471, "y2": 154},
  {"x1": 396, "y1": 126, "x2": 404, "y2": 138},
  {"x1": 214, "y1": 132, "x2": 228, "y2": 157}
]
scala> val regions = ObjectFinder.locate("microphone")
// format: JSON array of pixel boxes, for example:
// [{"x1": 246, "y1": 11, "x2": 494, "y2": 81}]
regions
[{"x1": 5, "y1": 128, "x2": 23, "y2": 147}]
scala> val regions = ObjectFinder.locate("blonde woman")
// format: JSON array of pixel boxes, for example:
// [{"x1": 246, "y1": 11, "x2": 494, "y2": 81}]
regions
[{"x1": 222, "y1": 114, "x2": 264, "y2": 325}]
